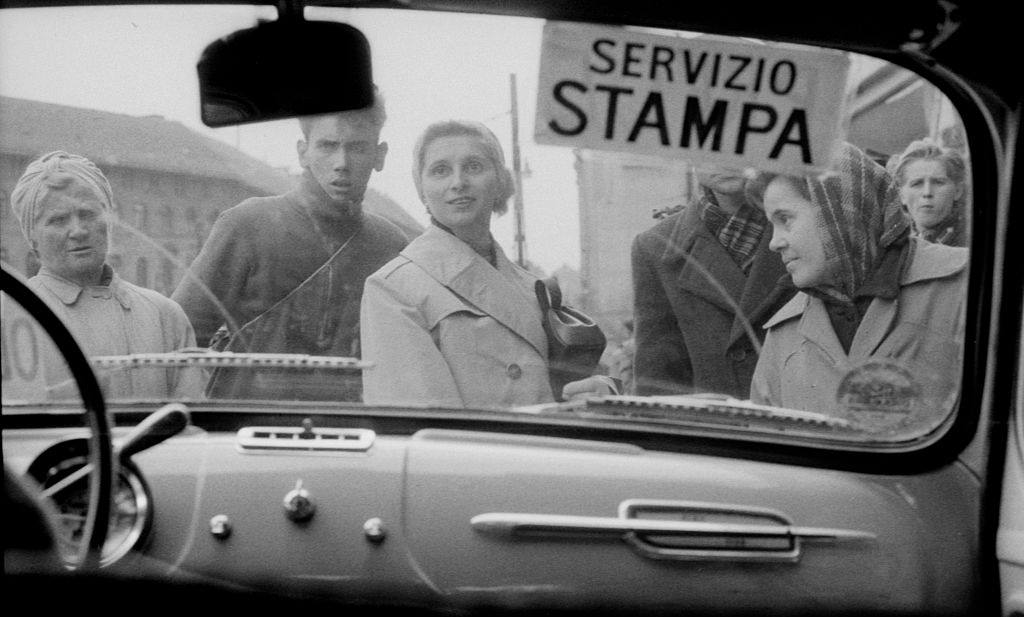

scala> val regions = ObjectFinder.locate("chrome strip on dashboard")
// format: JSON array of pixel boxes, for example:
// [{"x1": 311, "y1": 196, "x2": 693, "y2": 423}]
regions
[
  {"x1": 237, "y1": 426, "x2": 376, "y2": 452},
  {"x1": 91, "y1": 351, "x2": 372, "y2": 370}
]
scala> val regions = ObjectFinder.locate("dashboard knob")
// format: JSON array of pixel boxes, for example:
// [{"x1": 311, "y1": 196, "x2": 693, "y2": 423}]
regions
[
  {"x1": 363, "y1": 517, "x2": 387, "y2": 543},
  {"x1": 209, "y1": 514, "x2": 232, "y2": 539},
  {"x1": 283, "y1": 480, "x2": 316, "y2": 522}
]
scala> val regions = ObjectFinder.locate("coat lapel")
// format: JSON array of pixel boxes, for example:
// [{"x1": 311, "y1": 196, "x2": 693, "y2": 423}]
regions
[
  {"x1": 402, "y1": 226, "x2": 548, "y2": 357},
  {"x1": 661, "y1": 204, "x2": 746, "y2": 313},
  {"x1": 798, "y1": 296, "x2": 846, "y2": 364},
  {"x1": 847, "y1": 240, "x2": 965, "y2": 359},
  {"x1": 727, "y1": 227, "x2": 789, "y2": 348},
  {"x1": 848, "y1": 297, "x2": 897, "y2": 359}
]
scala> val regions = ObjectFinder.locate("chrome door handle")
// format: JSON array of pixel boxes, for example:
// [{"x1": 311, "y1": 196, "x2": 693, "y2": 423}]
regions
[
  {"x1": 472, "y1": 512, "x2": 875, "y2": 541},
  {"x1": 471, "y1": 512, "x2": 875, "y2": 562}
]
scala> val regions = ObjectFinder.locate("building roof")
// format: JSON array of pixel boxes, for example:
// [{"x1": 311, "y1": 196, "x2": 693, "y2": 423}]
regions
[
  {"x1": 0, "y1": 96, "x2": 293, "y2": 195},
  {"x1": 0, "y1": 95, "x2": 423, "y2": 236}
]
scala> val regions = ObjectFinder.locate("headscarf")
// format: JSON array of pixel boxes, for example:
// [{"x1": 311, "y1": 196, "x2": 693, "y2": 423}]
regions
[
  {"x1": 411, "y1": 120, "x2": 514, "y2": 215},
  {"x1": 746, "y1": 142, "x2": 911, "y2": 304},
  {"x1": 804, "y1": 142, "x2": 911, "y2": 304},
  {"x1": 10, "y1": 151, "x2": 114, "y2": 241}
]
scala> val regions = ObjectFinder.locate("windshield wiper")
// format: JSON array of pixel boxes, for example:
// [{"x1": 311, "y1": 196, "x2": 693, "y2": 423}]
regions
[
  {"x1": 516, "y1": 394, "x2": 856, "y2": 434},
  {"x1": 89, "y1": 349, "x2": 372, "y2": 371}
]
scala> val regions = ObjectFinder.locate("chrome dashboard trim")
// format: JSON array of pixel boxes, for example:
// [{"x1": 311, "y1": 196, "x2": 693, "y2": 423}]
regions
[
  {"x1": 472, "y1": 501, "x2": 875, "y2": 563},
  {"x1": 237, "y1": 426, "x2": 376, "y2": 452}
]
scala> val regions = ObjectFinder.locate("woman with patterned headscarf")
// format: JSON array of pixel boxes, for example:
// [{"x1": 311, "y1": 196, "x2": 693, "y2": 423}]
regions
[{"x1": 747, "y1": 143, "x2": 967, "y2": 432}]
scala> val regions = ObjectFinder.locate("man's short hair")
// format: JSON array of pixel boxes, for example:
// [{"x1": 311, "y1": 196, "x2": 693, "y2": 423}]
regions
[{"x1": 298, "y1": 87, "x2": 386, "y2": 139}]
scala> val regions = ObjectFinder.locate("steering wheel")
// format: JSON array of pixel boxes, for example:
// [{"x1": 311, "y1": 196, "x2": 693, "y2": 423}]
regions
[{"x1": 2, "y1": 265, "x2": 113, "y2": 570}]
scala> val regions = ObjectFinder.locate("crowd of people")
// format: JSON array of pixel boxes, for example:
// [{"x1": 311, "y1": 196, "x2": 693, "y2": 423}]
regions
[{"x1": 8, "y1": 89, "x2": 969, "y2": 426}]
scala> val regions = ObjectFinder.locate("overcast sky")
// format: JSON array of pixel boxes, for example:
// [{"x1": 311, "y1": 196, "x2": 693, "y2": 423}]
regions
[{"x1": 0, "y1": 5, "x2": 580, "y2": 272}]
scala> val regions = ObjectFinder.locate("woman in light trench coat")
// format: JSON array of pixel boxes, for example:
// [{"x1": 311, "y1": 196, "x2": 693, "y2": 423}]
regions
[
  {"x1": 749, "y1": 142, "x2": 967, "y2": 434},
  {"x1": 360, "y1": 120, "x2": 614, "y2": 408}
]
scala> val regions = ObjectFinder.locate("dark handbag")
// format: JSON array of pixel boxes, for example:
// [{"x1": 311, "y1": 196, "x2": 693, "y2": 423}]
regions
[{"x1": 534, "y1": 277, "x2": 607, "y2": 397}]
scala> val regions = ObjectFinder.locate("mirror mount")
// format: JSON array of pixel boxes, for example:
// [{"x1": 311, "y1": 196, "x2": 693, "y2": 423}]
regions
[
  {"x1": 275, "y1": 0, "x2": 305, "y2": 23},
  {"x1": 197, "y1": 4, "x2": 374, "y2": 127}
]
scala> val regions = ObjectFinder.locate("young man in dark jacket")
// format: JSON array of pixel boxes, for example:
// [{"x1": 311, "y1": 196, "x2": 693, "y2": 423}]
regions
[{"x1": 172, "y1": 92, "x2": 409, "y2": 401}]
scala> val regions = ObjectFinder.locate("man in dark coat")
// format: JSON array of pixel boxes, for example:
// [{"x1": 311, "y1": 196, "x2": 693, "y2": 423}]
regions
[
  {"x1": 172, "y1": 92, "x2": 409, "y2": 401},
  {"x1": 630, "y1": 166, "x2": 794, "y2": 398}
]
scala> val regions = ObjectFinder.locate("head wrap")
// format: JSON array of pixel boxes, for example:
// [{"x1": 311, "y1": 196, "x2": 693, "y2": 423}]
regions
[
  {"x1": 10, "y1": 151, "x2": 114, "y2": 241},
  {"x1": 804, "y1": 142, "x2": 911, "y2": 302},
  {"x1": 412, "y1": 120, "x2": 514, "y2": 215},
  {"x1": 745, "y1": 142, "x2": 911, "y2": 302}
]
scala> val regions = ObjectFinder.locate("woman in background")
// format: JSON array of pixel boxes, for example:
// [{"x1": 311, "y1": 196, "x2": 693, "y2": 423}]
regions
[{"x1": 890, "y1": 138, "x2": 968, "y2": 246}]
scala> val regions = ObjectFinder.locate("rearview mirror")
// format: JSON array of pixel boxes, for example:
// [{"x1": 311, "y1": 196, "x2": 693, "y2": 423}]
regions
[{"x1": 197, "y1": 18, "x2": 374, "y2": 127}]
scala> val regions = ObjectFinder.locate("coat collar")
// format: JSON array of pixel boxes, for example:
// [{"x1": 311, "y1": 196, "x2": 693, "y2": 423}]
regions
[
  {"x1": 661, "y1": 203, "x2": 747, "y2": 312},
  {"x1": 34, "y1": 265, "x2": 131, "y2": 309},
  {"x1": 902, "y1": 240, "x2": 968, "y2": 284},
  {"x1": 401, "y1": 226, "x2": 548, "y2": 356},
  {"x1": 659, "y1": 203, "x2": 790, "y2": 344},
  {"x1": 762, "y1": 239, "x2": 967, "y2": 360}
]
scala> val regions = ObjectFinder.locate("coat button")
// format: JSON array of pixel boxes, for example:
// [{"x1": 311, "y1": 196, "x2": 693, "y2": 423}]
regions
[{"x1": 506, "y1": 363, "x2": 523, "y2": 380}]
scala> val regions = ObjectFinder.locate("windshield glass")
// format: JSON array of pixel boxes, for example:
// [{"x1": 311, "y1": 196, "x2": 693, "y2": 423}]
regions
[{"x1": 0, "y1": 4, "x2": 970, "y2": 443}]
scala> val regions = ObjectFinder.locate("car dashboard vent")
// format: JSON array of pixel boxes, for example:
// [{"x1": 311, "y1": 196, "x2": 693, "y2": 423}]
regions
[{"x1": 237, "y1": 422, "x2": 375, "y2": 453}]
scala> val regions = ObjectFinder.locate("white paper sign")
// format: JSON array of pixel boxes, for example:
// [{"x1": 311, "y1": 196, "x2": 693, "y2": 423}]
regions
[{"x1": 536, "y1": 22, "x2": 851, "y2": 174}]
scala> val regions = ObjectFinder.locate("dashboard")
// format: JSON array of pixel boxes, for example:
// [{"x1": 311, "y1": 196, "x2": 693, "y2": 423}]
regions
[{"x1": 3, "y1": 407, "x2": 981, "y2": 614}]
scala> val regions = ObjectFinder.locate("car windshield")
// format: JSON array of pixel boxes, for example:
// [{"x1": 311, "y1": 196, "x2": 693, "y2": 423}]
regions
[{"x1": 0, "y1": 4, "x2": 970, "y2": 445}]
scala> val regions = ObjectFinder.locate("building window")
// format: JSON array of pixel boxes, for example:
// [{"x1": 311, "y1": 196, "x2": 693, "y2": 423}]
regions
[
  {"x1": 137, "y1": 203, "x2": 149, "y2": 230},
  {"x1": 161, "y1": 246, "x2": 179, "y2": 295},
  {"x1": 136, "y1": 257, "x2": 149, "y2": 287},
  {"x1": 161, "y1": 205, "x2": 175, "y2": 235}
]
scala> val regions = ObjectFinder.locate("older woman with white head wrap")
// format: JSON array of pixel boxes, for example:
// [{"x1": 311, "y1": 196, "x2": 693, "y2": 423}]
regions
[
  {"x1": 11, "y1": 151, "x2": 115, "y2": 287},
  {"x1": 10, "y1": 151, "x2": 203, "y2": 400}
]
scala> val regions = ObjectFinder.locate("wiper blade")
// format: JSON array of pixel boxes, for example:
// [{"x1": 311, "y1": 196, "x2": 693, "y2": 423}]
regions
[
  {"x1": 518, "y1": 394, "x2": 856, "y2": 433},
  {"x1": 90, "y1": 349, "x2": 371, "y2": 371}
]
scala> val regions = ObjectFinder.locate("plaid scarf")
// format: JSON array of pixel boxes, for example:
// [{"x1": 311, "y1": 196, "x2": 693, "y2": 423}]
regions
[
  {"x1": 917, "y1": 210, "x2": 966, "y2": 247},
  {"x1": 699, "y1": 188, "x2": 766, "y2": 272}
]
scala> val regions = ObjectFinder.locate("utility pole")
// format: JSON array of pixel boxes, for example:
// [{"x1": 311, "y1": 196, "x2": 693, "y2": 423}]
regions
[{"x1": 509, "y1": 73, "x2": 526, "y2": 267}]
